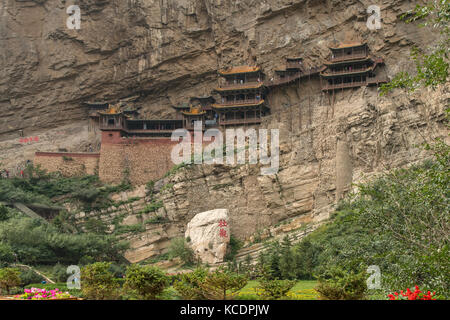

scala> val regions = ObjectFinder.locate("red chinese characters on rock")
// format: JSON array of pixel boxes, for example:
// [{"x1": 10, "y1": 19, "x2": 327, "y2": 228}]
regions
[
  {"x1": 218, "y1": 219, "x2": 228, "y2": 238},
  {"x1": 19, "y1": 136, "x2": 39, "y2": 143}
]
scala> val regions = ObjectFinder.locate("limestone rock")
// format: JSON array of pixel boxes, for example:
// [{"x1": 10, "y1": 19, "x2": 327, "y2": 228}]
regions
[{"x1": 185, "y1": 209, "x2": 230, "y2": 264}]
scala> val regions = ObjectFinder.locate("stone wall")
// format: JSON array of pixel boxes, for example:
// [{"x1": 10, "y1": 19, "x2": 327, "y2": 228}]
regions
[
  {"x1": 34, "y1": 152, "x2": 100, "y2": 176},
  {"x1": 99, "y1": 132, "x2": 178, "y2": 185}
]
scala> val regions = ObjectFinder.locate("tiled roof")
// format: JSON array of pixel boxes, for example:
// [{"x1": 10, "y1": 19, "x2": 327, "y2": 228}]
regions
[
  {"x1": 219, "y1": 66, "x2": 260, "y2": 75},
  {"x1": 329, "y1": 42, "x2": 366, "y2": 49}
]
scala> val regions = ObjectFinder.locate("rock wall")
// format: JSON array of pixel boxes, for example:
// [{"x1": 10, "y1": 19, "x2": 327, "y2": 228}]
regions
[
  {"x1": 1, "y1": 0, "x2": 444, "y2": 139},
  {"x1": 2, "y1": 0, "x2": 449, "y2": 263}
]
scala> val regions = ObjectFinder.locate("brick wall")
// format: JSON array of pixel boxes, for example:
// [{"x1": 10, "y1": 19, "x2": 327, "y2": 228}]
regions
[
  {"x1": 99, "y1": 136, "x2": 178, "y2": 185},
  {"x1": 34, "y1": 152, "x2": 100, "y2": 176}
]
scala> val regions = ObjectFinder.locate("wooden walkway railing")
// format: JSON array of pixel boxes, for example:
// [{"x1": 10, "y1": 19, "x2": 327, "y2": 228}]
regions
[{"x1": 215, "y1": 99, "x2": 263, "y2": 106}]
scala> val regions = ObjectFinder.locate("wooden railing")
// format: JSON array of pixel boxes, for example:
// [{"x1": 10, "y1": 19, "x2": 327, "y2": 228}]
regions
[
  {"x1": 330, "y1": 52, "x2": 368, "y2": 63},
  {"x1": 266, "y1": 73, "x2": 302, "y2": 86},
  {"x1": 322, "y1": 66, "x2": 372, "y2": 76},
  {"x1": 219, "y1": 118, "x2": 262, "y2": 125},
  {"x1": 215, "y1": 99, "x2": 263, "y2": 106},
  {"x1": 218, "y1": 81, "x2": 262, "y2": 90}
]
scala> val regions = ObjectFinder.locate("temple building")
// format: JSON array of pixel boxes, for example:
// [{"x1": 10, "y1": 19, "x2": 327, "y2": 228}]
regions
[
  {"x1": 212, "y1": 66, "x2": 269, "y2": 127},
  {"x1": 190, "y1": 96, "x2": 217, "y2": 127},
  {"x1": 181, "y1": 105, "x2": 206, "y2": 131},
  {"x1": 320, "y1": 42, "x2": 388, "y2": 91},
  {"x1": 98, "y1": 105, "x2": 183, "y2": 141}
]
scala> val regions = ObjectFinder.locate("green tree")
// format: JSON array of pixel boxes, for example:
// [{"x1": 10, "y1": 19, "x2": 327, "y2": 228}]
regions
[
  {"x1": 81, "y1": 262, "x2": 120, "y2": 300},
  {"x1": 173, "y1": 267, "x2": 209, "y2": 300},
  {"x1": 380, "y1": 0, "x2": 449, "y2": 94},
  {"x1": 0, "y1": 268, "x2": 21, "y2": 294},
  {"x1": 0, "y1": 205, "x2": 9, "y2": 222},
  {"x1": 0, "y1": 243, "x2": 15, "y2": 267},
  {"x1": 292, "y1": 239, "x2": 319, "y2": 280},
  {"x1": 199, "y1": 267, "x2": 247, "y2": 300},
  {"x1": 124, "y1": 264, "x2": 169, "y2": 300},
  {"x1": 279, "y1": 235, "x2": 295, "y2": 280},
  {"x1": 257, "y1": 278, "x2": 296, "y2": 300},
  {"x1": 315, "y1": 267, "x2": 368, "y2": 300}
]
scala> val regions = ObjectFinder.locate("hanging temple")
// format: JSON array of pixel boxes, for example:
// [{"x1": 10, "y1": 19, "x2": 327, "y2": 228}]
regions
[{"x1": 33, "y1": 42, "x2": 389, "y2": 185}]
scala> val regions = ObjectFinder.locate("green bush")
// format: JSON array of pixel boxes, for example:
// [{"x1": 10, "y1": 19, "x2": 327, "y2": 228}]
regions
[
  {"x1": 0, "y1": 216, "x2": 128, "y2": 265},
  {"x1": 315, "y1": 267, "x2": 367, "y2": 300},
  {"x1": 52, "y1": 264, "x2": 69, "y2": 283},
  {"x1": 173, "y1": 267, "x2": 208, "y2": 300},
  {"x1": 199, "y1": 267, "x2": 247, "y2": 300},
  {"x1": 0, "y1": 205, "x2": 9, "y2": 221},
  {"x1": 84, "y1": 217, "x2": 108, "y2": 234},
  {"x1": 81, "y1": 262, "x2": 120, "y2": 300},
  {"x1": 139, "y1": 201, "x2": 163, "y2": 214},
  {"x1": 0, "y1": 243, "x2": 15, "y2": 267},
  {"x1": 124, "y1": 264, "x2": 169, "y2": 300},
  {"x1": 19, "y1": 269, "x2": 44, "y2": 287},
  {"x1": 257, "y1": 278, "x2": 296, "y2": 300},
  {"x1": 168, "y1": 237, "x2": 195, "y2": 265},
  {"x1": 114, "y1": 223, "x2": 145, "y2": 235},
  {"x1": 225, "y1": 235, "x2": 243, "y2": 262},
  {"x1": 0, "y1": 267, "x2": 21, "y2": 294}
]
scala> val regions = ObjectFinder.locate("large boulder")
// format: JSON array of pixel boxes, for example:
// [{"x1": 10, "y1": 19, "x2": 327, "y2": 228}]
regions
[{"x1": 185, "y1": 209, "x2": 230, "y2": 264}]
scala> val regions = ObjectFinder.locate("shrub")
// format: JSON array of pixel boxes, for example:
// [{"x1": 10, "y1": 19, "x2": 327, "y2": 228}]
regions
[
  {"x1": 19, "y1": 269, "x2": 44, "y2": 287},
  {"x1": 124, "y1": 264, "x2": 169, "y2": 300},
  {"x1": 52, "y1": 264, "x2": 69, "y2": 283},
  {"x1": 0, "y1": 205, "x2": 9, "y2": 221},
  {"x1": 225, "y1": 235, "x2": 243, "y2": 262},
  {"x1": 168, "y1": 237, "x2": 195, "y2": 265},
  {"x1": 173, "y1": 267, "x2": 208, "y2": 300},
  {"x1": 315, "y1": 267, "x2": 367, "y2": 300},
  {"x1": 199, "y1": 267, "x2": 247, "y2": 300},
  {"x1": 257, "y1": 278, "x2": 296, "y2": 300},
  {"x1": 0, "y1": 216, "x2": 128, "y2": 265},
  {"x1": 139, "y1": 201, "x2": 163, "y2": 214},
  {"x1": 81, "y1": 262, "x2": 120, "y2": 300},
  {"x1": 84, "y1": 217, "x2": 108, "y2": 234},
  {"x1": 0, "y1": 267, "x2": 21, "y2": 294},
  {"x1": 0, "y1": 243, "x2": 15, "y2": 267}
]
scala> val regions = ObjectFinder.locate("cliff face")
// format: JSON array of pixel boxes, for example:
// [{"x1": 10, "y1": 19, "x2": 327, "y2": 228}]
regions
[
  {"x1": 1, "y1": 0, "x2": 449, "y2": 263},
  {"x1": 0, "y1": 0, "x2": 443, "y2": 138}
]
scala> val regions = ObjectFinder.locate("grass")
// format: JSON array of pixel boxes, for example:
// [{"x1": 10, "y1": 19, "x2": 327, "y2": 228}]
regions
[{"x1": 236, "y1": 280, "x2": 320, "y2": 300}]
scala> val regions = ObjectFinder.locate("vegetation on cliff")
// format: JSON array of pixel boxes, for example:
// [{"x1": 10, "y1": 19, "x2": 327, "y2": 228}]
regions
[{"x1": 257, "y1": 139, "x2": 449, "y2": 298}]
